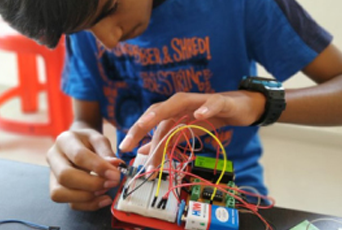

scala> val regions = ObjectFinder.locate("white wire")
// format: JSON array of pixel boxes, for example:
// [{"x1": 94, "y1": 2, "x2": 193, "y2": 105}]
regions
[
  {"x1": 180, "y1": 127, "x2": 196, "y2": 172},
  {"x1": 127, "y1": 124, "x2": 194, "y2": 187},
  {"x1": 238, "y1": 186, "x2": 262, "y2": 207},
  {"x1": 306, "y1": 218, "x2": 342, "y2": 230}
]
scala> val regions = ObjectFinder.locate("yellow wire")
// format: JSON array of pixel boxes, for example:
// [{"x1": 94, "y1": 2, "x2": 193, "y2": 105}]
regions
[{"x1": 155, "y1": 125, "x2": 227, "y2": 201}]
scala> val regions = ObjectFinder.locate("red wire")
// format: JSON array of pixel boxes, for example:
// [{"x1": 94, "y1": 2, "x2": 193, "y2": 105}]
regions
[
  {"x1": 188, "y1": 119, "x2": 224, "y2": 175},
  {"x1": 143, "y1": 118, "x2": 270, "y2": 227},
  {"x1": 176, "y1": 132, "x2": 204, "y2": 153},
  {"x1": 155, "y1": 117, "x2": 231, "y2": 204},
  {"x1": 132, "y1": 168, "x2": 274, "y2": 230},
  {"x1": 168, "y1": 183, "x2": 272, "y2": 230},
  {"x1": 164, "y1": 169, "x2": 275, "y2": 208},
  {"x1": 164, "y1": 116, "x2": 198, "y2": 203},
  {"x1": 167, "y1": 126, "x2": 196, "y2": 203},
  {"x1": 132, "y1": 168, "x2": 275, "y2": 210},
  {"x1": 163, "y1": 181, "x2": 273, "y2": 230},
  {"x1": 154, "y1": 117, "x2": 228, "y2": 183}
]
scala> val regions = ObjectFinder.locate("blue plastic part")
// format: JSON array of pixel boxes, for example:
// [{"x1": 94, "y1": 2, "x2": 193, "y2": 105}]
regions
[
  {"x1": 242, "y1": 75, "x2": 282, "y2": 88},
  {"x1": 177, "y1": 200, "x2": 186, "y2": 226},
  {"x1": 128, "y1": 166, "x2": 134, "y2": 176},
  {"x1": 137, "y1": 165, "x2": 145, "y2": 174},
  {"x1": 0, "y1": 219, "x2": 57, "y2": 230},
  {"x1": 253, "y1": 79, "x2": 282, "y2": 87},
  {"x1": 209, "y1": 206, "x2": 239, "y2": 230}
]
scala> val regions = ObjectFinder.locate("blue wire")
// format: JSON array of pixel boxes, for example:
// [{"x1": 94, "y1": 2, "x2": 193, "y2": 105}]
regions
[{"x1": 0, "y1": 219, "x2": 50, "y2": 229}]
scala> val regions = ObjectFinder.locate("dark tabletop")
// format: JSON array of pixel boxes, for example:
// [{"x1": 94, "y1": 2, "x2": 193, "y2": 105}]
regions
[{"x1": 0, "y1": 159, "x2": 341, "y2": 230}]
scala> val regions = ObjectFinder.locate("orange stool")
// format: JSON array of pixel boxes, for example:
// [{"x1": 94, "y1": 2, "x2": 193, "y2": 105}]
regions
[{"x1": 0, "y1": 25, "x2": 72, "y2": 138}]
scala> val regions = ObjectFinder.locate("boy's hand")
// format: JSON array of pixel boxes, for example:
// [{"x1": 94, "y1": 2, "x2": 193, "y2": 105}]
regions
[
  {"x1": 46, "y1": 128, "x2": 123, "y2": 211},
  {"x1": 119, "y1": 91, "x2": 266, "y2": 171}
]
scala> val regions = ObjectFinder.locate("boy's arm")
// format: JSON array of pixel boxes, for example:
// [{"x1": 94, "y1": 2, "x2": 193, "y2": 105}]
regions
[
  {"x1": 70, "y1": 99, "x2": 103, "y2": 132},
  {"x1": 280, "y1": 43, "x2": 342, "y2": 125}
]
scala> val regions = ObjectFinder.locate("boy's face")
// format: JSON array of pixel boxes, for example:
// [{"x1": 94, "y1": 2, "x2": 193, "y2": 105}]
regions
[{"x1": 78, "y1": 0, "x2": 153, "y2": 49}]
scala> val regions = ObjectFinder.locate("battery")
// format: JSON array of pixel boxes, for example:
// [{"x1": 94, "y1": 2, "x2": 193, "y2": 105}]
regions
[
  {"x1": 210, "y1": 205, "x2": 239, "y2": 230},
  {"x1": 185, "y1": 201, "x2": 239, "y2": 230}
]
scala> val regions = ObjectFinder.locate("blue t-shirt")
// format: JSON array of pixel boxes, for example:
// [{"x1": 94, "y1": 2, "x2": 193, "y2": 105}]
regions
[{"x1": 62, "y1": 0, "x2": 332, "y2": 195}]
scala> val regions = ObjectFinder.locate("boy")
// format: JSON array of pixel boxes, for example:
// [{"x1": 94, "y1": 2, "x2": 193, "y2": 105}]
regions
[{"x1": 1, "y1": 0, "x2": 342, "y2": 211}]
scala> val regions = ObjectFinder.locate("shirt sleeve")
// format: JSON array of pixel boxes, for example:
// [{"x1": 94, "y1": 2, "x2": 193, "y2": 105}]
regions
[
  {"x1": 62, "y1": 32, "x2": 101, "y2": 101},
  {"x1": 245, "y1": 0, "x2": 333, "y2": 81}
]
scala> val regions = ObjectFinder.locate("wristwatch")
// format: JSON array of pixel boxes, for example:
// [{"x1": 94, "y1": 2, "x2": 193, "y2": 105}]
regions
[{"x1": 239, "y1": 76, "x2": 286, "y2": 126}]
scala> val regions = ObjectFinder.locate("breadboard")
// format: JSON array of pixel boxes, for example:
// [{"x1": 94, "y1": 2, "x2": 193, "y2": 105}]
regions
[{"x1": 117, "y1": 154, "x2": 179, "y2": 223}]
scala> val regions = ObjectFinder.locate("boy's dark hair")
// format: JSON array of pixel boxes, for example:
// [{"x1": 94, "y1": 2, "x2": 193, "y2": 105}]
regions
[{"x1": 0, "y1": 0, "x2": 99, "y2": 48}]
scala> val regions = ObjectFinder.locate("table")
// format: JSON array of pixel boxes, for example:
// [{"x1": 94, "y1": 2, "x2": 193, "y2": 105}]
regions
[{"x1": 0, "y1": 159, "x2": 341, "y2": 230}]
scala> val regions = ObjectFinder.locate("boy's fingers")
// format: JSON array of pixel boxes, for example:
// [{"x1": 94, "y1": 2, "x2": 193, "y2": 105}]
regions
[
  {"x1": 69, "y1": 195, "x2": 113, "y2": 211},
  {"x1": 88, "y1": 133, "x2": 116, "y2": 158},
  {"x1": 120, "y1": 93, "x2": 208, "y2": 152},
  {"x1": 48, "y1": 148, "x2": 118, "y2": 192},
  {"x1": 104, "y1": 156, "x2": 126, "y2": 167},
  {"x1": 55, "y1": 132, "x2": 120, "y2": 181},
  {"x1": 148, "y1": 120, "x2": 175, "y2": 169},
  {"x1": 194, "y1": 94, "x2": 232, "y2": 120},
  {"x1": 137, "y1": 143, "x2": 151, "y2": 155},
  {"x1": 50, "y1": 172, "x2": 114, "y2": 211},
  {"x1": 49, "y1": 173, "x2": 95, "y2": 203},
  {"x1": 88, "y1": 133, "x2": 126, "y2": 166}
]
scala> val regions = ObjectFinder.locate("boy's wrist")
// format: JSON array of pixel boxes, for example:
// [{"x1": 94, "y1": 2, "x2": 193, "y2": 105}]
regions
[
  {"x1": 239, "y1": 76, "x2": 286, "y2": 126},
  {"x1": 250, "y1": 91, "x2": 267, "y2": 124}
]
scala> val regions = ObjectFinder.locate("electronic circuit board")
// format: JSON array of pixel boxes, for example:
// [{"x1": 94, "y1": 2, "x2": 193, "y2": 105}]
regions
[
  {"x1": 110, "y1": 123, "x2": 278, "y2": 230},
  {"x1": 111, "y1": 154, "x2": 240, "y2": 230}
]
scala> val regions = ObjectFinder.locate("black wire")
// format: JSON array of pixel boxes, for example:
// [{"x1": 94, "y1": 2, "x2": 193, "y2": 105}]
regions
[
  {"x1": 124, "y1": 171, "x2": 156, "y2": 198},
  {"x1": 263, "y1": 216, "x2": 277, "y2": 230},
  {"x1": 124, "y1": 160, "x2": 181, "y2": 200}
]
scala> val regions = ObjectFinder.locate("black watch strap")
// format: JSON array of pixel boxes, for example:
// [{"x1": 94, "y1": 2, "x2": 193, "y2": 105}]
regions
[{"x1": 239, "y1": 76, "x2": 286, "y2": 126}]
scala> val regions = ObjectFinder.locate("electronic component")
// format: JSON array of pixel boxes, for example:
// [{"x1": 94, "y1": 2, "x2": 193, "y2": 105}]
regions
[
  {"x1": 119, "y1": 165, "x2": 145, "y2": 177},
  {"x1": 116, "y1": 154, "x2": 180, "y2": 223},
  {"x1": 225, "y1": 181, "x2": 236, "y2": 208},
  {"x1": 191, "y1": 156, "x2": 234, "y2": 183},
  {"x1": 111, "y1": 123, "x2": 274, "y2": 230},
  {"x1": 177, "y1": 200, "x2": 186, "y2": 226},
  {"x1": 119, "y1": 161, "x2": 177, "y2": 181},
  {"x1": 185, "y1": 201, "x2": 239, "y2": 230},
  {"x1": 225, "y1": 195, "x2": 235, "y2": 208},
  {"x1": 190, "y1": 179, "x2": 201, "y2": 201},
  {"x1": 202, "y1": 187, "x2": 224, "y2": 202}
]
